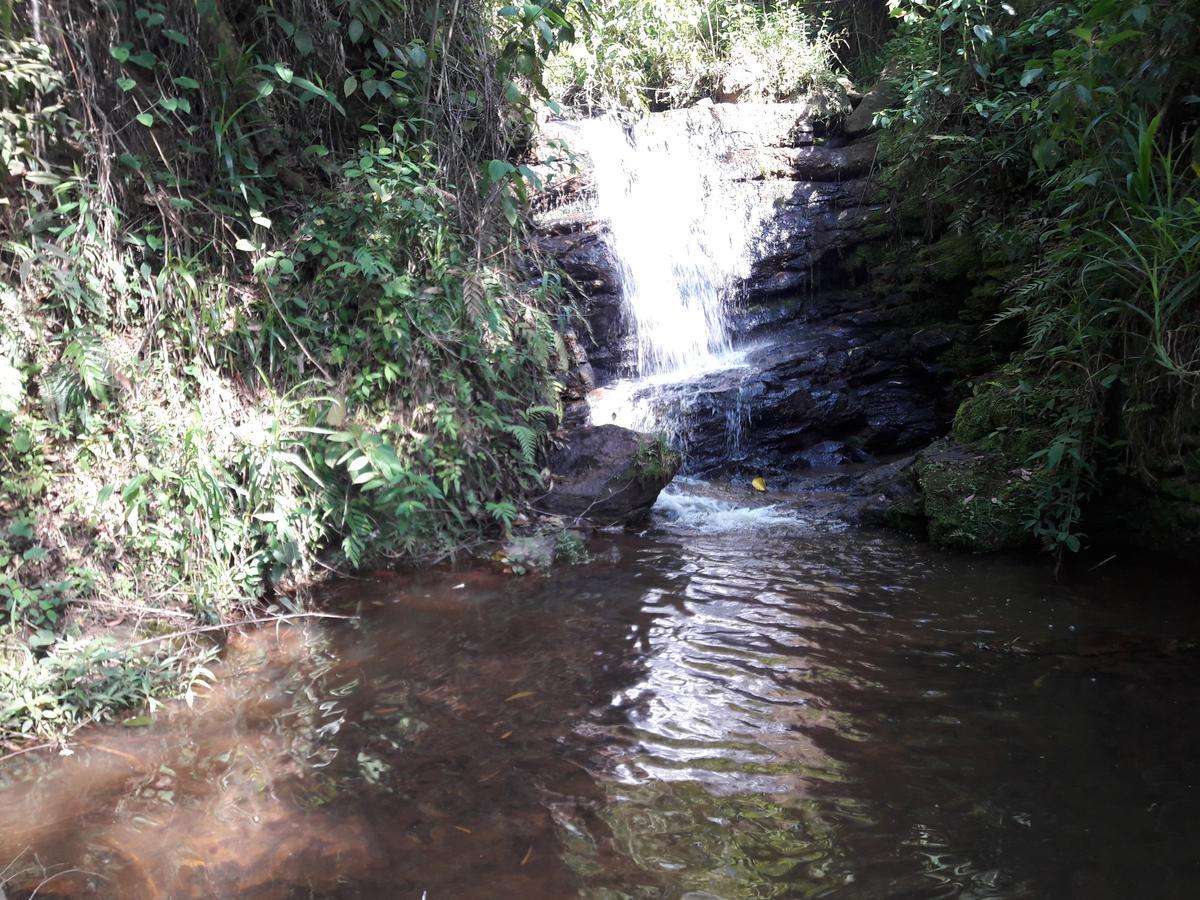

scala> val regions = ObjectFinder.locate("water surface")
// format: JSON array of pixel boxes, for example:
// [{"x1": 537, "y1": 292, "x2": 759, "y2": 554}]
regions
[{"x1": 2, "y1": 489, "x2": 1197, "y2": 898}]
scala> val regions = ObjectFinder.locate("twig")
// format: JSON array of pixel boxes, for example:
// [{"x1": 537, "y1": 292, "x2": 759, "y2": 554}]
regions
[
  {"x1": 30, "y1": 867, "x2": 104, "y2": 898},
  {"x1": 0, "y1": 742, "x2": 59, "y2": 766},
  {"x1": 123, "y1": 612, "x2": 355, "y2": 651}
]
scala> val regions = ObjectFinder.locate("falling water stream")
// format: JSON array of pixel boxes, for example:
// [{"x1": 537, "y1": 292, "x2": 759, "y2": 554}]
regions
[
  {"x1": 582, "y1": 112, "x2": 766, "y2": 439},
  {"x1": 3, "y1": 119, "x2": 1199, "y2": 899}
]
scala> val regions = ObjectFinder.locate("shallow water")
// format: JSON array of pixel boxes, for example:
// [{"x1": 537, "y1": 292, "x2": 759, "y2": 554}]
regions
[{"x1": 2, "y1": 486, "x2": 1198, "y2": 898}]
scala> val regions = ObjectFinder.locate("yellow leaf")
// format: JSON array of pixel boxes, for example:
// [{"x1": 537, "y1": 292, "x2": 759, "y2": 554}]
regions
[
  {"x1": 505, "y1": 690, "x2": 536, "y2": 702},
  {"x1": 751, "y1": 477, "x2": 767, "y2": 492}
]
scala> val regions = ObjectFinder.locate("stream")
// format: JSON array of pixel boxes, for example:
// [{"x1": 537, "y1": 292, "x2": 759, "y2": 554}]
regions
[{"x1": 1, "y1": 490, "x2": 1198, "y2": 898}]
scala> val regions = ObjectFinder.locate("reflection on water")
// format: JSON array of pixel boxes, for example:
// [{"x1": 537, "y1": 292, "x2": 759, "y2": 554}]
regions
[{"x1": 2, "y1": 493, "x2": 1199, "y2": 898}]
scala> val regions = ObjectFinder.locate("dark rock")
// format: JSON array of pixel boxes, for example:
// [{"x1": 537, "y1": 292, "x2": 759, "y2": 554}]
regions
[
  {"x1": 843, "y1": 66, "x2": 902, "y2": 138},
  {"x1": 783, "y1": 141, "x2": 879, "y2": 181},
  {"x1": 539, "y1": 425, "x2": 680, "y2": 526}
]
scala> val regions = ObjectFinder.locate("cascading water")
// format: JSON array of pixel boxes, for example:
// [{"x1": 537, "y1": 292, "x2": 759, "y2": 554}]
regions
[{"x1": 579, "y1": 111, "x2": 769, "y2": 437}]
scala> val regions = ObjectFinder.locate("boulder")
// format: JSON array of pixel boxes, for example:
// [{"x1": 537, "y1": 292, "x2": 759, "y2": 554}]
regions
[
  {"x1": 843, "y1": 65, "x2": 902, "y2": 138},
  {"x1": 539, "y1": 425, "x2": 680, "y2": 526}
]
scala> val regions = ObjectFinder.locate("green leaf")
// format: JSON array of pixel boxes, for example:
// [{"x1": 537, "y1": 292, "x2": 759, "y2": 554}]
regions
[
  {"x1": 407, "y1": 45, "x2": 427, "y2": 68},
  {"x1": 486, "y1": 159, "x2": 513, "y2": 184},
  {"x1": 117, "y1": 77, "x2": 136, "y2": 92},
  {"x1": 136, "y1": 112, "x2": 155, "y2": 127},
  {"x1": 163, "y1": 29, "x2": 189, "y2": 46},
  {"x1": 972, "y1": 23, "x2": 992, "y2": 43},
  {"x1": 128, "y1": 51, "x2": 157, "y2": 69},
  {"x1": 1019, "y1": 67, "x2": 1043, "y2": 87},
  {"x1": 109, "y1": 45, "x2": 130, "y2": 63},
  {"x1": 348, "y1": 19, "x2": 364, "y2": 42},
  {"x1": 294, "y1": 30, "x2": 314, "y2": 55},
  {"x1": 344, "y1": 75, "x2": 358, "y2": 97},
  {"x1": 174, "y1": 75, "x2": 201, "y2": 90},
  {"x1": 499, "y1": 5, "x2": 519, "y2": 16},
  {"x1": 1032, "y1": 138, "x2": 1061, "y2": 170}
]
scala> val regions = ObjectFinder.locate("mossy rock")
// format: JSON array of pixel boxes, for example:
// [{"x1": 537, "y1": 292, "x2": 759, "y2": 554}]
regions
[
  {"x1": 1087, "y1": 469, "x2": 1200, "y2": 561},
  {"x1": 884, "y1": 494, "x2": 927, "y2": 537},
  {"x1": 915, "y1": 232, "x2": 978, "y2": 284},
  {"x1": 916, "y1": 440, "x2": 1040, "y2": 552},
  {"x1": 951, "y1": 375, "x2": 1054, "y2": 460}
]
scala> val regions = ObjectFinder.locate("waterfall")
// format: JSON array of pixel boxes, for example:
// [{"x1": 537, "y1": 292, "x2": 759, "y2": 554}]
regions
[{"x1": 578, "y1": 113, "x2": 763, "y2": 376}]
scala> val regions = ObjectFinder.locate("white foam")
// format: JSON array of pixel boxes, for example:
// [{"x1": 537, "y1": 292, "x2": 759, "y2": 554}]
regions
[{"x1": 652, "y1": 484, "x2": 805, "y2": 534}]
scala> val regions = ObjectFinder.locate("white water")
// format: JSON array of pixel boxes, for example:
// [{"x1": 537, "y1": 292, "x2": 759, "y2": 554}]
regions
[
  {"x1": 652, "y1": 481, "x2": 807, "y2": 533},
  {"x1": 576, "y1": 111, "x2": 772, "y2": 440},
  {"x1": 579, "y1": 113, "x2": 765, "y2": 376}
]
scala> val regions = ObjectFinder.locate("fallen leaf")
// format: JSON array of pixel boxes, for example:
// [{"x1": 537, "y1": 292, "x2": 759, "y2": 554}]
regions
[
  {"x1": 521, "y1": 846, "x2": 534, "y2": 866},
  {"x1": 505, "y1": 691, "x2": 536, "y2": 702},
  {"x1": 751, "y1": 476, "x2": 767, "y2": 492}
]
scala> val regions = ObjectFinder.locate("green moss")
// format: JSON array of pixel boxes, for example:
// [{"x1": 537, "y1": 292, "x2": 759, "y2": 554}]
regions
[
  {"x1": 1158, "y1": 477, "x2": 1200, "y2": 505},
  {"x1": 916, "y1": 232, "x2": 978, "y2": 283},
  {"x1": 916, "y1": 441, "x2": 1040, "y2": 552},
  {"x1": 884, "y1": 495, "x2": 927, "y2": 536}
]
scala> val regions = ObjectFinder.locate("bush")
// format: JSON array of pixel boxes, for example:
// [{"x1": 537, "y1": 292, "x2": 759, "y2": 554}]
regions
[
  {"x1": 877, "y1": 0, "x2": 1200, "y2": 555},
  {"x1": 545, "y1": 0, "x2": 843, "y2": 109},
  {"x1": 0, "y1": 0, "x2": 586, "y2": 738}
]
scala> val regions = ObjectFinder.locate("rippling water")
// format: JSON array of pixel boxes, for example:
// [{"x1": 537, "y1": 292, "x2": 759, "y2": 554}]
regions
[{"x1": 2, "y1": 487, "x2": 1198, "y2": 898}]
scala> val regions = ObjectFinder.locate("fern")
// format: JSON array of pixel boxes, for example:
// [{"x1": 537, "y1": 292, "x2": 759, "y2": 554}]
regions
[{"x1": 504, "y1": 423, "x2": 538, "y2": 464}]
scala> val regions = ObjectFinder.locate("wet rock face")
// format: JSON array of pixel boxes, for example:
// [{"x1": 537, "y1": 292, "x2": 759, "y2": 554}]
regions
[
  {"x1": 539, "y1": 424, "x2": 680, "y2": 526},
  {"x1": 532, "y1": 102, "x2": 887, "y2": 385},
  {"x1": 533, "y1": 100, "x2": 960, "y2": 494},
  {"x1": 611, "y1": 289, "x2": 954, "y2": 477}
]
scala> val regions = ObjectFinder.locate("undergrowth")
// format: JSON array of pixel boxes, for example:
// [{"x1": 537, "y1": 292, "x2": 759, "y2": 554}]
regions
[
  {"x1": 876, "y1": 0, "x2": 1200, "y2": 557},
  {"x1": 545, "y1": 0, "x2": 847, "y2": 110},
  {"x1": 0, "y1": 0, "x2": 588, "y2": 740}
]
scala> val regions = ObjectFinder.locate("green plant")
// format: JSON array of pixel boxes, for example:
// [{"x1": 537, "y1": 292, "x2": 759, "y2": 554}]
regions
[
  {"x1": 0, "y1": 0, "x2": 587, "y2": 739},
  {"x1": 877, "y1": 0, "x2": 1200, "y2": 555},
  {"x1": 544, "y1": 0, "x2": 843, "y2": 110}
]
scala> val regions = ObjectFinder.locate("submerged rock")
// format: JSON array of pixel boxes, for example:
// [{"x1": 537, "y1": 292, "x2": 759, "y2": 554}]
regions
[{"x1": 539, "y1": 425, "x2": 680, "y2": 526}]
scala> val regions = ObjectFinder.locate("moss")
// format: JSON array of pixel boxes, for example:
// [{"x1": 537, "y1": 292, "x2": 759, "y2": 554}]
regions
[
  {"x1": 916, "y1": 440, "x2": 1040, "y2": 552},
  {"x1": 915, "y1": 232, "x2": 978, "y2": 283},
  {"x1": 1088, "y1": 477, "x2": 1200, "y2": 560},
  {"x1": 1158, "y1": 476, "x2": 1200, "y2": 505},
  {"x1": 629, "y1": 433, "x2": 682, "y2": 486},
  {"x1": 884, "y1": 495, "x2": 927, "y2": 536},
  {"x1": 950, "y1": 375, "x2": 1054, "y2": 459}
]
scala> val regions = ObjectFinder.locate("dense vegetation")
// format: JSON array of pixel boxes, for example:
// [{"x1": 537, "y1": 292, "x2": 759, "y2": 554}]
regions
[
  {"x1": 0, "y1": 0, "x2": 585, "y2": 738},
  {"x1": 871, "y1": 0, "x2": 1199, "y2": 556}
]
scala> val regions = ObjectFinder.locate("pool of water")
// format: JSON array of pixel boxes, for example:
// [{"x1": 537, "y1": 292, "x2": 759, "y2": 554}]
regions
[{"x1": 1, "y1": 486, "x2": 1197, "y2": 898}]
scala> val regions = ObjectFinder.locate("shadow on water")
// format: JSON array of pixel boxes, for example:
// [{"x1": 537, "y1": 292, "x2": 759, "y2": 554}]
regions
[{"x1": 1, "y1": 498, "x2": 1199, "y2": 899}]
